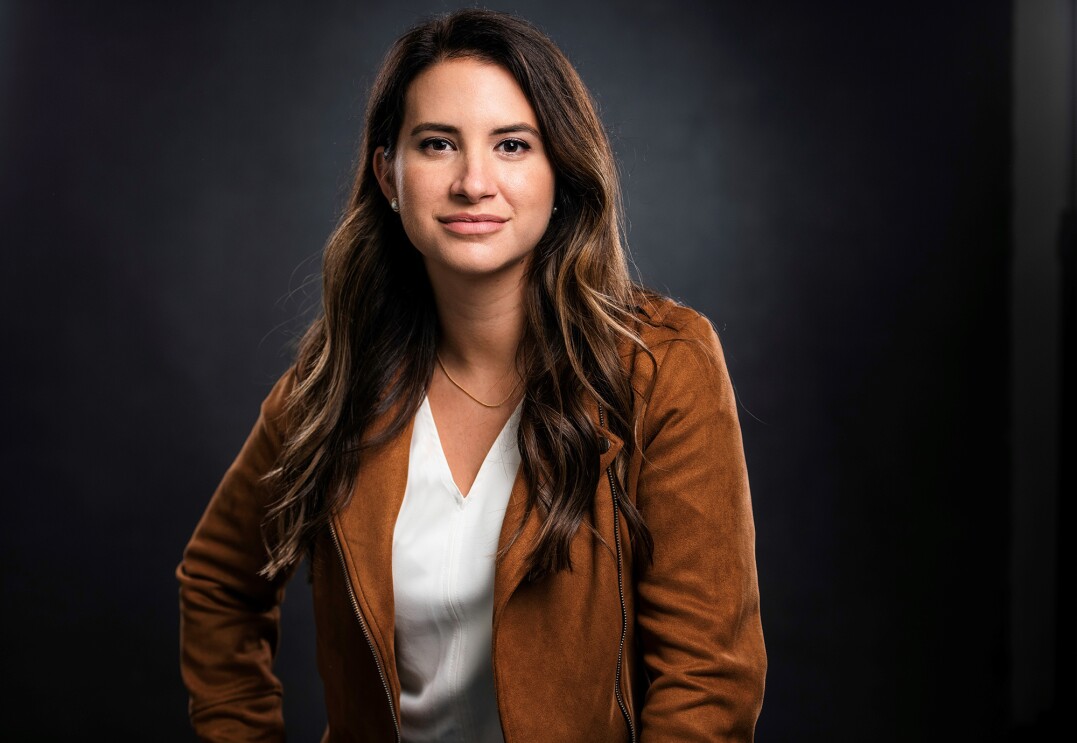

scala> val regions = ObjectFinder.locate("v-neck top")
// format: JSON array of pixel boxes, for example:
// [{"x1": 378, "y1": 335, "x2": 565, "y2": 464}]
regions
[{"x1": 391, "y1": 396, "x2": 522, "y2": 743}]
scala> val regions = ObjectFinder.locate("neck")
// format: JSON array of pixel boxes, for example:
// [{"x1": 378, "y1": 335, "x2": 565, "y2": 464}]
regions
[{"x1": 426, "y1": 264, "x2": 527, "y2": 376}]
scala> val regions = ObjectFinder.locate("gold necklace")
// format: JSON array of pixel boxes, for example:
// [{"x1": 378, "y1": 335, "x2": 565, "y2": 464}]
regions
[{"x1": 435, "y1": 352, "x2": 521, "y2": 408}]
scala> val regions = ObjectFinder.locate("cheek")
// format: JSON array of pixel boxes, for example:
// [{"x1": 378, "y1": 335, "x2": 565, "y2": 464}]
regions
[
  {"x1": 393, "y1": 168, "x2": 433, "y2": 249},
  {"x1": 398, "y1": 163, "x2": 433, "y2": 206},
  {"x1": 505, "y1": 166, "x2": 555, "y2": 210}
]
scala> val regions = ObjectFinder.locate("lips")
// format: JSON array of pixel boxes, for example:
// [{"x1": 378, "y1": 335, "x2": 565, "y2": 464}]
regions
[{"x1": 438, "y1": 213, "x2": 508, "y2": 235}]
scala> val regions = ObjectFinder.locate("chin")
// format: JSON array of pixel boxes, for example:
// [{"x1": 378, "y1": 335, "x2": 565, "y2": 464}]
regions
[{"x1": 420, "y1": 244, "x2": 532, "y2": 279}]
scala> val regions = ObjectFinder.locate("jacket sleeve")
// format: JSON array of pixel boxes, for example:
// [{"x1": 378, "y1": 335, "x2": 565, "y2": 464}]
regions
[
  {"x1": 176, "y1": 370, "x2": 297, "y2": 741},
  {"x1": 633, "y1": 313, "x2": 766, "y2": 742}
]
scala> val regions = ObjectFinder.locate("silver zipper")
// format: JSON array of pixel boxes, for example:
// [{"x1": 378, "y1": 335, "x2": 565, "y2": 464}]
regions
[
  {"x1": 329, "y1": 523, "x2": 402, "y2": 742},
  {"x1": 599, "y1": 405, "x2": 637, "y2": 743}
]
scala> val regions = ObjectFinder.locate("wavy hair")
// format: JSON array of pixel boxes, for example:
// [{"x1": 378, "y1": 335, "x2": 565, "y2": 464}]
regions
[{"x1": 260, "y1": 8, "x2": 654, "y2": 581}]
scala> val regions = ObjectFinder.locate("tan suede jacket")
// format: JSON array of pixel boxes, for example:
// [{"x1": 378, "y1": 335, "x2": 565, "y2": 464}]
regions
[{"x1": 177, "y1": 298, "x2": 766, "y2": 742}]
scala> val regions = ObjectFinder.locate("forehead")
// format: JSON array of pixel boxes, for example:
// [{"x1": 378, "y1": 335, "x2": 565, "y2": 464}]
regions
[{"x1": 402, "y1": 57, "x2": 538, "y2": 127}]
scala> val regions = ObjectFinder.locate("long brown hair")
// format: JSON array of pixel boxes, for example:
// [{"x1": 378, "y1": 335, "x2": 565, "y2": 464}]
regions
[{"x1": 261, "y1": 8, "x2": 654, "y2": 581}]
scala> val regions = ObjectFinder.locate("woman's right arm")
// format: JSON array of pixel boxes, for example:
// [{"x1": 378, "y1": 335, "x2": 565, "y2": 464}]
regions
[{"x1": 176, "y1": 370, "x2": 297, "y2": 740}]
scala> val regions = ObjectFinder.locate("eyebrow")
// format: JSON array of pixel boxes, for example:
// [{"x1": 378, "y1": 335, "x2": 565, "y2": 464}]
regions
[{"x1": 409, "y1": 121, "x2": 542, "y2": 138}]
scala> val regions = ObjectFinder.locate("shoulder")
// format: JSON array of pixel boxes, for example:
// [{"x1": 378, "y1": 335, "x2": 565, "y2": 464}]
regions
[
  {"x1": 259, "y1": 365, "x2": 300, "y2": 441},
  {"x1": 624, "y1": 290, "x2": 729, "y2": 401}
]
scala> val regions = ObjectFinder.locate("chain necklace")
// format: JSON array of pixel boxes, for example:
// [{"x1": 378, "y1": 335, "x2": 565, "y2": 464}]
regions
[{"x1": 435, "y1": 352, "x2": 521, "y2": 408}]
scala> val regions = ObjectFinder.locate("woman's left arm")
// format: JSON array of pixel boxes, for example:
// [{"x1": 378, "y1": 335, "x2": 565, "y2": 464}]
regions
[{"x1": 632, "y1": 311, "x2": 766, "y2": 742}]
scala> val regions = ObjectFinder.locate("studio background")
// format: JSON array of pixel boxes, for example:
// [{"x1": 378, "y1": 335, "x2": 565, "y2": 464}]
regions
[{"x1": 1, "y1": 0, "x2": 1072, "y2": 740}]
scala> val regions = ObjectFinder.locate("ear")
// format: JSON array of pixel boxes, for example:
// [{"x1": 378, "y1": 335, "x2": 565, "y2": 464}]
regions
[{"x1": 372, "y1": 146, "x2": 396, "y2": 203}]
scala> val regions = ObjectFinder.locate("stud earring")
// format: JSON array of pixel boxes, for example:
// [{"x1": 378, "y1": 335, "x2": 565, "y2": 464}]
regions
[
  {"x1": 552, "y1": 206, "x2": 558, "y2": 215},
  {"x1": 390, "y1": 197, "x2": 399, "y2": 212}
]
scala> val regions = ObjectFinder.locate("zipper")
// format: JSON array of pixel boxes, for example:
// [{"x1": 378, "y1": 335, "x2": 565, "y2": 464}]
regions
[
  {"x1": 329, "y1": 523, "x2": 402, "y2": 743},
  {"x1": 598, "y1": 405, "x2": 637, "y2": 743}
]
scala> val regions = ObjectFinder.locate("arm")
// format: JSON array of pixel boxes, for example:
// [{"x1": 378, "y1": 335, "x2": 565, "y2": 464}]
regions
[
  {"x1": 176, "y1": 370, "x2": 297, "y2": 741},
  {"x1": 633, "y1": 313, "x2": 766, "y2": 742}
]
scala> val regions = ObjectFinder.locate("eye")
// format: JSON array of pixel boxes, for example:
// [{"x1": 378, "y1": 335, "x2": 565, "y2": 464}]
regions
[
  {"x1": 419, "y1": 137, "x2": 455, "y2": 152},
  {"x1": 497, "y1": 138, "x2": 531, "y2": 155}
]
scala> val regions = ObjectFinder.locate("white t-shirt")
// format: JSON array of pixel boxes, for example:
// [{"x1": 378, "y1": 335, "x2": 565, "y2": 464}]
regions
[{"x1": 392, "y1": 396, "x2": 522, "y2": 743}]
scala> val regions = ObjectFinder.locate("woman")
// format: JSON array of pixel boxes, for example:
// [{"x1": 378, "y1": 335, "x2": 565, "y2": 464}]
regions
[{"x1": 178, "y1": 8, "x2": 765, "y2": 742}]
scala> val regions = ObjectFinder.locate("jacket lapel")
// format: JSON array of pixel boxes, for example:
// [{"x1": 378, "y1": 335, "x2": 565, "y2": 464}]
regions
[
  {"x1": 332, "y1": 409, "x2": 415, "y2": 694},
  {"x1": 492, "y1": 466, "x2": 541, "y2": 627},
  {"x1": 492, "y1": 401, "x2": 624, "y2": 626}
]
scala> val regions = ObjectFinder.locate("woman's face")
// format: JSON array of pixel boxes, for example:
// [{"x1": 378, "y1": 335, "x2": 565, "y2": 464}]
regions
[{"x1": 374, "y1": 58, "x2": 556, "y2": 284}]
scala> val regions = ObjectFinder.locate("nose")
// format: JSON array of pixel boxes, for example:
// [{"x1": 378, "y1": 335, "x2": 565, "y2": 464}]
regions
[{"x1": 451, "y1": 151, "x2": 496, "y2": 203}]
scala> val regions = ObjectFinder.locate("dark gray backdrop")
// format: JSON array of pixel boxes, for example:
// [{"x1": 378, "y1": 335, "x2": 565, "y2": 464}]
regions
[{"x1": 1, "y1": 0, "x2": 1070, "y2": 740}]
